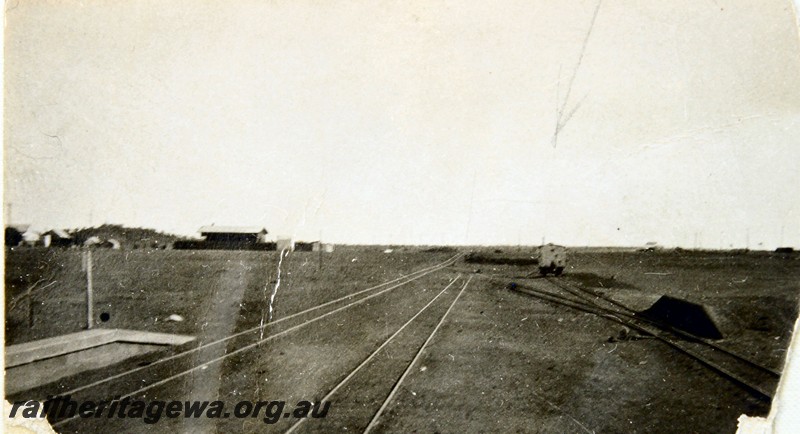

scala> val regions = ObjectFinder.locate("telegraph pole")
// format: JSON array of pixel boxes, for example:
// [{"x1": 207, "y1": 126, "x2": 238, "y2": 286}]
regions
[
  {"x1": 318, "y1": 230, "x2": 323, "y2": 272},
  {"x1": 85, "y1": 249, "x2": 94, "y2": 329}
]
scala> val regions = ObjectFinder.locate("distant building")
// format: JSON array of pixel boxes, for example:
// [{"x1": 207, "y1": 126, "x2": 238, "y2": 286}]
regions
[
  {"x1": 643, "y1": 241, "x2": 662, "y2": 251},
  {"x1": 43, "y1": 229, "x2": 73, "y2": 248},
  {"x1": 294, "y1": 241, "x2": 315, "y2": 252},
  {"x1": 292, "y1": 241, "x2": 335, "y2": 252},
  {"x1": 197, "y1": 225, "x2": 269, "y2": 249},
  {"x1": 309, "y1": 241, "x2": 335, "y2": 253},
  {"x1": 84, "y1": 236, "x2": 103, "y2": 247},
  {"x1": 276, "y1": 238, "x2": 294, "y2": 252},
  {"x1": 22, "y1": 229, "x2": 41, "y2": 247},
  {"x1": 105, "y1": 238, "x2": 122, "y2": 249}
]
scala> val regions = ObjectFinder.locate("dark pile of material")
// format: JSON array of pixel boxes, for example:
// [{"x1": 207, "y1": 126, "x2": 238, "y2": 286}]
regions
[{"x1": 637, "y1": 295, "x2": 723, "y2": 340}]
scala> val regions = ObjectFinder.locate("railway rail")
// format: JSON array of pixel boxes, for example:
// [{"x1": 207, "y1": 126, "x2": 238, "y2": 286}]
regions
[
  {"x1": 450, "y1": 266, "x2": 780, "y2": 403},
  {"x1": 26, "y1": 253, "x2": 782, "y2": 431},
  {"x1": 49, "y1": 253, "x2": 464, "y2": 428},
  {"x1": 543, "y1": 277, "x2": 782, "y2": 377},
  {"x1": 285, "y1": 276, "x2": 471, "y2": 433}
]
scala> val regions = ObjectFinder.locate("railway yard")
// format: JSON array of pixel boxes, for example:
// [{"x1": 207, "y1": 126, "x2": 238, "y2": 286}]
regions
[{"x1": 4, "y1": 246, "x2": 799, "y2": 433}]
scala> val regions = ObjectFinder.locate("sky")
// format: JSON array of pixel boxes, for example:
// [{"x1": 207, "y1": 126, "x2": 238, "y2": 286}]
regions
[{"x1": 3, "y1": 0, "x2": 800, "y2": 247}]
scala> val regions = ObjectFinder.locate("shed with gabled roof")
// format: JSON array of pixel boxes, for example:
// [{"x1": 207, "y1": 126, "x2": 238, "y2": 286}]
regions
[{"x1": 198, "y1": 225, "x2": 269, "y2": 245}]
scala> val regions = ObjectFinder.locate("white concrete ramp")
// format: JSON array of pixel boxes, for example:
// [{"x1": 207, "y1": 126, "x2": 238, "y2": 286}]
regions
[
  {"x1": 5, "y1": 329, "x2": 195, "y2": 395},
  {"x1": 6, "y1": 329, "x2": 195, "y2": 368}
]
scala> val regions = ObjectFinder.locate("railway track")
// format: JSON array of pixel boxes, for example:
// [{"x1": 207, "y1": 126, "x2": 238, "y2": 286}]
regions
[
  {"x1": 285, "y1": 275, "x2": 471, "y2": 433},
  {"x1": 49, "y1": 253, "x2": 464, "y2": 429},
  {"x1": 451, "y1": 266, "x2": 780, "y2": 403},
  {"x1": 543, "y1": 277, "x2": 782, "y2": 376}
]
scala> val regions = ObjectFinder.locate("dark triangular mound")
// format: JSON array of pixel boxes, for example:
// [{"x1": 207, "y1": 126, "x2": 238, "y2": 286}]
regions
[{"x1": 637, "y1": 295, "x2": 723, "y2": 340}]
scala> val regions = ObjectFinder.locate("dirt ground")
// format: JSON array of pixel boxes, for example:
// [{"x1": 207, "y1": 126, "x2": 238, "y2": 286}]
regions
[{"x1": 4, "y1": 246, "x2": 799, "y2": 433}]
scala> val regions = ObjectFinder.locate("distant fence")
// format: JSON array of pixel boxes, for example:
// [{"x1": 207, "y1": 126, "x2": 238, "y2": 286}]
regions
[{"x1": 464, "y1": 252, "x2": 538, "y2": 266}]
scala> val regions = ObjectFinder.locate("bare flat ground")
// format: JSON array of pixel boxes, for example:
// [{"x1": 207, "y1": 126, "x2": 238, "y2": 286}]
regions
[{"x1": 4, "y1": 247, "x2": 799, "y2": 433}]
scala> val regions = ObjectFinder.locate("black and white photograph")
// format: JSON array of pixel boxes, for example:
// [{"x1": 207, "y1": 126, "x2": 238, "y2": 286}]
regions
[{"x1": 3, "y1": 1, "x2": 800, "y2": 432}]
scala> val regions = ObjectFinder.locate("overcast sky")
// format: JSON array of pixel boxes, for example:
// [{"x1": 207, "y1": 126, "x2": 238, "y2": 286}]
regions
[{"x1": 4, "y1": 0, "x2": 800, "y2": 247}]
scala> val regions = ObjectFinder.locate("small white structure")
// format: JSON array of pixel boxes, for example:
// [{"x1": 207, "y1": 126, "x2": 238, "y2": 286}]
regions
[
  {"x1": 311, "y1": 242, "x2": 335, "y2": 253},
  {"x1": 643, "y1": 241, "x2": 662, "y2": 251},
  {"x1": 538, "y1": 244, "x2": 567, "y2": 276},
  {"x1": 44, "y1": 229, "x2": 73, "y2": 247},
  {"x1": 22, "y1": 229, "x2": 41, "y2": 247},
  {"x1": 276, "y1": 237, "x2": 294, "y2": 252},
  {"x1": 84, "y1": 236, "x2": 102, "y2": 247}
]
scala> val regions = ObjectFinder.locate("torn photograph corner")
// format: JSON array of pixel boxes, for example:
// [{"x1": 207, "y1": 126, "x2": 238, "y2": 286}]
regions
[{"x1": 2, "y1": 0, "x2": 800, "y2": 433}]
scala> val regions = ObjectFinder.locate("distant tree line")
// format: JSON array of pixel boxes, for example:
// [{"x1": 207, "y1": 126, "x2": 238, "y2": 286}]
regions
[{"x1": 5, "y1": 224, "x2": 185, "y2": 249}]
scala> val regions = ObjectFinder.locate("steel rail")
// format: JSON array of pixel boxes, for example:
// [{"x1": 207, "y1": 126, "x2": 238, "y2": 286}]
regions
[
  {"x1": 284, "y1": 275, "x2": 465, "y2": 434},
  {"x1": 51, "y1": 254, "x2": 463, "y2": 428}
]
